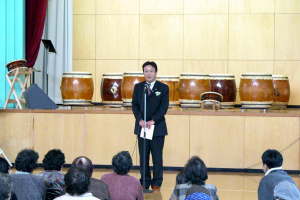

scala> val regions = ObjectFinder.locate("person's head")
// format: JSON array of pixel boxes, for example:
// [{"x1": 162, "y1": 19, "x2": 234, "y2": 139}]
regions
[
  {"x1": 71, "y1": 156, "x2": 93, "y2": 178},
  {"x1": 142, "y1": 61, "x2": 157, "y2": 83},
  {"x1": 64, "y1": 167, "x2": 90, "y2": 196},
  {"x1": 262, "y1": 149, "x2": 283, "y2": 172},
  {"x1": 15, "y1": 149, "x2": 39, "y2": 173},
  {"x1": 0, "y1": 173, "x2": 12, "y2": 200},
  {"x1": 112, "y1": 151, "x2": 132, "y2": 175},
  {"x1": 176, "y1": 170, "x2": 187, "y2": 184},
  {"x1": 0, "y1": 158, "x2": 10, "y2": 174},
  {"x1": 43, "y1": 149, "x2": 65, "y2": 171},
  {"x1": 184, "y1": 156, "x2": 208, "y2": 185}
]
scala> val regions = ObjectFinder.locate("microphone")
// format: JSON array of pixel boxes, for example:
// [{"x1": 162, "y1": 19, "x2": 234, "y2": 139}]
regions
[{"x1": 144, "y1": 82, "x2": 150, "y2": 91}]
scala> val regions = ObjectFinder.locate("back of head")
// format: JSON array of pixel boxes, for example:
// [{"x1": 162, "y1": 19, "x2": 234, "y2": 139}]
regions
[
  {"x1": 184, "y1": 156, "x2": 208, "y2": 185},
  {"x1": 0, "y1": 173, "x2": 12, "y2": 200},
  {"x1": 43, "y1": 149, "x2": 65, "y2": 171},
  {"x1": 262, "y1": 149, "x2": 283, "y2": 169},
  {"x1": 71, "y1": 156, "x2": 93, "y2": 178},
  {"x1": 15, "y1": 149, "x2": 39, "y2": 173},
  {"x1": 176, "y1": 170, "x2": 187, "y2": 185},
  {"x1": 274, "y1": 181, "x2": 300, "y2": 200},
  {"x1": 0, "y1": 158, "x2": 10, "y2": 174},
  {"x1": 64, "y1": 167, "x2": 90, "y2": 196},
  {"x1": 112, "y1": 151, "x2": 132, "y2": 175}
]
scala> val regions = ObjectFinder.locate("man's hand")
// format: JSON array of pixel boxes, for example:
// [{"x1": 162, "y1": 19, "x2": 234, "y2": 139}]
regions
[
  {"x1": 139, "y1": 120, "x2": 146, "y2": 128},
  {"x1": 146, "y1": 120, "x2": 155, "y2": 129}
]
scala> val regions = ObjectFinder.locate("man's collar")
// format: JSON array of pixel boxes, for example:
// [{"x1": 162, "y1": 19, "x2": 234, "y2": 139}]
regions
[
  {"x1": 15, "y1": 171, "x2": 30, "y2": 175},
  {"x1": 146, "y1": 80, "x2": 156, "y2": 90},
  {"x1": 265, "y1": 166, "x2": 283, "y2": 176}
]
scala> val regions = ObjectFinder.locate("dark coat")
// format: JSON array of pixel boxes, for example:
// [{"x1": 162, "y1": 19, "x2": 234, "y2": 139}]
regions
[{"x1": 132, "y1": 81, "x2": 169, "y2": 136}]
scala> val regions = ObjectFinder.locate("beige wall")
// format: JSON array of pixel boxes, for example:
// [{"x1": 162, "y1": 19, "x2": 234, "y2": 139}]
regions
[{"x1": 73, "y1": 0, "x2": 300, "y2": 104}]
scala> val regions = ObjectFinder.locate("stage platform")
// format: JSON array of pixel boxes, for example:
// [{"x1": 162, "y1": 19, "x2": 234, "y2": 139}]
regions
[{"x1": 1, "y1": 106, "x2": 300, "y2": 172}]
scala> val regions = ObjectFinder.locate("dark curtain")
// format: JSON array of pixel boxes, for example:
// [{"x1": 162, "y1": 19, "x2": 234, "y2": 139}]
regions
[{"x1": 26, "y1": 0, "x2": 48, "y2": 67}]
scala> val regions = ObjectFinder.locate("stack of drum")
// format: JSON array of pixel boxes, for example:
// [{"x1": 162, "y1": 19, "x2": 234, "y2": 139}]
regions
[{"x1": 60, "y1": 71, "x2": 290, "y2": 109}]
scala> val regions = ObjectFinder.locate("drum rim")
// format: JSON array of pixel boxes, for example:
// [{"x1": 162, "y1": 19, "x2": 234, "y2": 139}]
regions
[
  {"x1": 6, "y1": 59, "x2": 27, "y2": 66},
  {"x1": 241, "y1": 73, "x2": 272, "y2": 77},
  {"x1": 63, "y1": 72, "x2": 93, "y2": 75},
  {"x1": 272, "y1": 74, "x2": 289, "y2": 79},
  {"x1": 103, "y1": 73, "x2": 123, "y2": 77},
  {"x1": 209, "y1": 74, "x2": 235, "y2": 78},
  {"x1": 123, "y1": 72, "x2": 144, "y2": 76},
  {"x1": 180, "y1": 73, "x2": 209, "y2": 76}
]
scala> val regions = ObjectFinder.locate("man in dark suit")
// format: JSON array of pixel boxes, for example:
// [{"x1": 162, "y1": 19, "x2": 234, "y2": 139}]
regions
[{"x1": 132, "y1": 61, "x2": 169, "y2": 192}]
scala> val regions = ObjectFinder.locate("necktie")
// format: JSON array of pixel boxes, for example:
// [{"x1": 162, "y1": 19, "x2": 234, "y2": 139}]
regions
[{"x1": 146, "y1": 83, "x2": 151, "y2": 96}]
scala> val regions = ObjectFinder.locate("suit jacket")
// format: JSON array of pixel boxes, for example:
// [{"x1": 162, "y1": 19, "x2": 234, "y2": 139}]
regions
[{"x1": 132, "y1": 80, "x2": 169, "y2": 136}]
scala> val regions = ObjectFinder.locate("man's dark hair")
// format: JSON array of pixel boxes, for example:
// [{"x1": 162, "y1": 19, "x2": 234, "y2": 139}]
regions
[
  {"x1": 112, "y1": 151, "x2": 132, "y2": 175},
  {"x1": 0, "y1": 173, "x2": 12, "y2": 200},
  {"x1": 262, "y1": 149, "x2": 283, "y2": 169},
  {"x1": 43, "y1": 149, "x2": 65, "y2": 171},
  {"x1": 64, "y1": 167, "x2": 90, "y2": 196},
  {"x1": 15, "y1": 149, "x2": 39, "y2": 173},
  {"x1": 0, "y1": 158, "x2": 10, "y2": 174},
  {"x1": 71, "y1": 156, "x2": 93, "y2": 178},
  {"x1": 184, "y1": 156, "x2": 208, "y2": 185},
  {"x1": 142, "y1": 61, "x2": 158, "y2": 72}
]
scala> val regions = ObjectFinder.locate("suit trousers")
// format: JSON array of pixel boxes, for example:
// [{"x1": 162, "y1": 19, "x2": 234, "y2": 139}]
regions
[{"x1": 138, "y1": 135, "x2": 165, "y2": 188}]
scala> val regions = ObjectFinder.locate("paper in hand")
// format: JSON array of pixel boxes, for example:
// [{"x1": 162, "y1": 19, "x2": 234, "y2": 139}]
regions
[{"x1": 140, "y1": 125, "x2": 155, "y2": 140}]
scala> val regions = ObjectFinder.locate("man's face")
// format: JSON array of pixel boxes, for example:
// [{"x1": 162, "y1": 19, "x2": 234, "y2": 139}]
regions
[{"x1": 143, "y1": 65, "x2": 157, "y2": 83}]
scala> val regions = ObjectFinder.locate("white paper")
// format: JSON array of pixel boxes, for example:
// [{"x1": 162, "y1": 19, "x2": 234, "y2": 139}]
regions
[{"x1": 140, "y1": 125, "x2": 155, "y2": 140}]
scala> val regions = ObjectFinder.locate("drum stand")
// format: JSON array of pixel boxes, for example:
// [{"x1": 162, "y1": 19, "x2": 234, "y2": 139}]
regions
[{"x1": 4, "y1": 67, "x2": 33, "y2": 109}]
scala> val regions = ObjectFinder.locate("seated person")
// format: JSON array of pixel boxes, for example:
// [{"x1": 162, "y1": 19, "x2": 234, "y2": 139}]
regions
[
  {"x1": 38, "y1": 149, "x2": 66, "y2": 199},
  {"x1": 54, "y1": 167, "x2": 99, "y2": 200},
  {"x1": 72, "y1": 156, "x2": 110, "y2": 200},
  {"x1": 0, "y1": 157, "x2": 10, "y2": 174},
  {"x1": 258, "y1": 149, "x2": 300, "y2": 200},
  {"x1": 169, "y1": 156, "x2": 219, "y2": 200},
  {"x1": 101, "y1": 151, "x2": 143, "y2": 200},
  {"x1": 0, "y1": 173, "x2": 13, "y2": 200},
  {"x1": 10, "y1": 149, "x2": 46, "y2": 200}
]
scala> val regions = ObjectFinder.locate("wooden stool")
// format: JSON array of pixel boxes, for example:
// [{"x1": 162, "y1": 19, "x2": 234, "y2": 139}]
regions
[{"x1": 4, "y1": 64, "x2": 33, "y2": 109}]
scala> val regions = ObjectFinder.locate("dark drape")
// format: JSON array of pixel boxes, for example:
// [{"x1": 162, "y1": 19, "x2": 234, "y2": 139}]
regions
[{"x1": 26, "y1": 0, "x2": 48, "y2": 67}]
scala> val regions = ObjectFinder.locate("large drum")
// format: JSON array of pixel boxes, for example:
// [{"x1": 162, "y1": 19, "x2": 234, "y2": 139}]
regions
[
  {"x1": 272, "y1": 75, "x2": 290, "y2": 108},
  {"x1": 61, "y1": 72, "x2": 94, "y2": 105},
  {"x1": 209, "y1": 74, "x2": 237, "y2": 108},
  {"x1": 121, "y1": 72, "x2": 144, "y2": 106},
  {"x1": 101, "y1": 73, "x2": 123, "y2": 105},
  {"x1": 239, "y1": 73, "x2": 273, "y2": 109},
  {"x1": 157, "y1": 76, "x2": 179, "y2": 106},
  {"x1": 179, "y1": 74, "x2": 210, "y2": 107},
  {"x1": 6, "y1": 59, "x2": 27, "y2": 71}
]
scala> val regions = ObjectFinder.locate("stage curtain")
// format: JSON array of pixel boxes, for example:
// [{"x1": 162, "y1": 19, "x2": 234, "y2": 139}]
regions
[{"x1": 26, "y1": 0, "x2": 48, "y2": 67}]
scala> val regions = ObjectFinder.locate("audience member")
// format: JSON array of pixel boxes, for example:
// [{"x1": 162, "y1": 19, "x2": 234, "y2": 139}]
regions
[
  {"x1": 54, "y1": 167, "x2": 99, "y2": 200},
  {"x1": 101, "y1": 151, "x2": 143, "y2": 200},
  {"x1": 0, "y1": 173, "x2": 13, "y2": 200},
  {"x1": 38, "y1": 149, "x2": 66, "y2": 200},
  {"x1": 169, "y1": 156, "x2": 219, "y2": 200},
  {"x1": 72, "y1": 156, "x2": 110, "y2": 200},
  {"x1": 10, "y1": 149, "x2": 45, "y2": 200},
  {"x1": 258, "y1": 149, "x2": 300, "y2": 200}
]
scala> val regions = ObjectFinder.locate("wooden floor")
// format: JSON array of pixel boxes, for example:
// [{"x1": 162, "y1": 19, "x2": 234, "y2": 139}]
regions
[{"x1": 32, "y1": 168, "x2": 300, "y2": 200}]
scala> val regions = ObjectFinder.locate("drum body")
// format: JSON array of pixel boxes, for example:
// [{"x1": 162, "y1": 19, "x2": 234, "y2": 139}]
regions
[
  {"x1": 272, "y1": 75, "x2": 290, "y2": 108},
  {"x1": 157, "y1": 76, "x2": 179, "y2": 106},
  {"x1": 179, "y1": 74, "x2": 210, "y2": 107},
  {"x1": 239, "y1": 74, "x2": 273, "y2": 109},
  {"x1": 121, "y1": 72, "x2": 144, "y2": 106},
  {"x1": 6, "y1": 60, "x2": 27, "y2": 71},
  {"x1": 61, "y1": 72, "x2": 94, "y2": 105},
  {"x1": 209, "y1": 74, "x2": 237, "y2": 108},
  {"x1": 101, "y1": 74, "x2": 123, "y2": 105}
]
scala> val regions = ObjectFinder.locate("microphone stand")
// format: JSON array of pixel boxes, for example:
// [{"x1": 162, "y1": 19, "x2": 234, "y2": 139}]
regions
[{"x1": 143, "y1": 83, "x2": 152, "y2": 193}]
